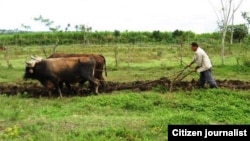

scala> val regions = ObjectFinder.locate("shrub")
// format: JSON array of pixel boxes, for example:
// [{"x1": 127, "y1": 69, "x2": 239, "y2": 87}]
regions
[{"x1": 242, "y1": 57, "x2": 250, "y2": 67}]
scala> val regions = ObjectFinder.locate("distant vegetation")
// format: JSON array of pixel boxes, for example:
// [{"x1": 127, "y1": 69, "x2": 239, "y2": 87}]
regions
[
  {"x1": 0, "y1": 27, "x2": 249, "y2": 141},
  {"x1": 0, "y1": 26, "x2": 248, "y2": 46}
]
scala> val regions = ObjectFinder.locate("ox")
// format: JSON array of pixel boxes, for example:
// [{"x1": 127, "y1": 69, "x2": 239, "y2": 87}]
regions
[
  {"x1": 23, "y1": 56, "x2": 99, "y2": 98},
  {"x1": 48, "y1": 53, "x2": 107, "y2": 89}
]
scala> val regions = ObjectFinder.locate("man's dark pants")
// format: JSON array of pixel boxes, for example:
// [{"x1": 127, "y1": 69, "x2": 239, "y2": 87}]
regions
[{"x1": 199, "y1": 69, "x2": 218, "y2": 88}]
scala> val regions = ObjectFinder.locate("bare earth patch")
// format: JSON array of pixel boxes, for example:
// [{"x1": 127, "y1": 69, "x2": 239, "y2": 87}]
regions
[{"x1": 0, "y1": 77, "x2": 249, "y2": 98}]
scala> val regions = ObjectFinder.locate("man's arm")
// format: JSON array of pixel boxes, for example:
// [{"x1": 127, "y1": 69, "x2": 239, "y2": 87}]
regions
[{"x1": 187, "y1": 56, "x2": 196, "y2": 67}]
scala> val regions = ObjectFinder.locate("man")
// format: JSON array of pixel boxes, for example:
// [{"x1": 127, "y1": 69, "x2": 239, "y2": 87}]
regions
[{"x1": 187, "y1": 42, "x2": 218, "y2": 88}]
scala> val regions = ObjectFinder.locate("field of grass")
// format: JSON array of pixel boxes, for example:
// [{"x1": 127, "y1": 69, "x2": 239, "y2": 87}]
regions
[
  {"x1": 1, "y1": 89, "x2": 249, "y2": 140},
  {"x1": 1, "y1": 43, "x2": 250, "y2": 82},
  {"x1": 0, "y1": 43, "x2": 250, "y2": 140}
]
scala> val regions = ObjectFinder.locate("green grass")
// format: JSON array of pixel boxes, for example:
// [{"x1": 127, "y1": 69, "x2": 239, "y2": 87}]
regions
[
  {"x1": 0, "y1": 44, "x2": 250, "y2": 83},
  {"x1": 0, "y1": 89, "x2": 249, "y2": 140},
  {"x1": 0, "y1": 44, "x2": 249, "y2": 140}
]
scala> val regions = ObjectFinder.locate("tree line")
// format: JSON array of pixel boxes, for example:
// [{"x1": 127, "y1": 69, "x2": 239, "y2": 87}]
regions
[{"x1": 0, "y1": 27, "x2": 248, "y2": 46}]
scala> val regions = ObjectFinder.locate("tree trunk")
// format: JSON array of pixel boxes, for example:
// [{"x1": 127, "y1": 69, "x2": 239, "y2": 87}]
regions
[
  {"x1": 230, "y1": 10, "x2": 235, "y2": 44},
  {"x1": 221, "y1": 30, "x2": 226, "y2": 65},
  {"x1": 180, "y1": 42, "x2": 183, "y2": 66},
  {"x1": 4, "y1": 46, "x2": 12, "y2": 68},
  {"x1": 114, "y1": 46, "x2": 118, "y2": 67}
]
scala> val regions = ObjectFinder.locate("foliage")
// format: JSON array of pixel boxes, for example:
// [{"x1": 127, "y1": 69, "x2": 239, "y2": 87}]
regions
[
  {"x1": 242, "y1": 12, "x2": 250, "y2": 25},
  {"x1": 227, "y1": 24, "x2": 248, "y2": 43},
  {"x1": 0, "y1": 89, "x2": 249, "y2": 140},
  {"x1": 2, "y1": 30, "x2": 249, "y2": 46},
  {"x1": 242, "y1": 57, "x2": 250, "y2": 67},
  {"x1": 153, "y1": 84, "x2": 168, "y2": 93}
]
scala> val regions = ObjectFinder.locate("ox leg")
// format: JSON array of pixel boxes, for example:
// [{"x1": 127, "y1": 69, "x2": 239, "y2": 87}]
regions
[
  {"x1": 81, "y1": 68, "x2": 99, "y2": 95},
  {"x1": 48, "y1": 91, "x2": 52, "y2": 98},
  {"x1": 56, "y1": 87, "x2": 63, "y2": 98},
  {"x1": 95, "y1": 73, "x2": 104, "y2": 87},
  {"x1": 44, "y1": 82, "x2": 54, "y2": 98},
  {"x1": 99, "y1": 76, "x2": 105, "y2": 90},
  {"x1": 65, "y1": 82, "x2": 71, "y2": 90},
  {"x1": 89, "y1": 78, "x2": 99, "y2": 95},
  {"x1": 59, "y1": 82, "x2": 63, "y2": 89},
  {"x1": 57, "y1": 88, "x2": 62, "y2": 98},
  {"x1": 94, "y1": 73, "x2": 105, "y2": 92},
  {"x1": 64, "y1": 82, "x2": 73, "y2": 95},
  {"x1": 51, "y1": 80, "x2": 63, "y2": 98},
  {"x1": 59, "y1": 82, "x2": 73, "y2": 95},
  {"x1": 79, "y1": 80, "x2": 86, "y2": 86}
]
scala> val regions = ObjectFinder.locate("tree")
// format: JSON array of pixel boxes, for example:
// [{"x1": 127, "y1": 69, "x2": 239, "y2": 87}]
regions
[
  {"x1": 79, "y1": 24, "x2": 92, "y2": 45},
  {"x1": 20, "y1": 24, "x2": 31, "y2": 32},
  {"x1": 65, "y1": 23, "x2": 71, "y2": 32},
  {"x1": 74, "y1": 25, "x2": 79, "y2": 32},
  {"x1": 229, "y1": 0, "x2": 243, "y2": 44},
  {"x1": 210, "y1": 0, "x2": 243, "y2": 65},
  {"x1": 152, "y1": 30, "x2": 162, "y2": 42},
  {"x1": 113, "y1": 30, "x2": 120, "y2": 66},
  {"x1": 242, "y1": 12, "x2": 250, "y2": 31},
  {"x1": 113, "y1": 30, "x2": 120, "y2": 42},
  {"x1": 183, "y1": 31, "x2": 196, "y2": 43},
  {"x1": 172, "y1": 30, "x2": 184, "y2": 40},
  {"x1": 33, "y1": 15, "x2": 60, "y2": 55},
  {"x1": 172, "y1": 30, "x2": 185, "y2": 66},
  {"x1": 34, "y1": 15, "x2": 53, "y2": 30},
  {"x1": 228, "y1": 24, "x2": 248, "y2": 43},
  {"x1": 33, "y1": 15, "x2": 61, "y2": 32}
]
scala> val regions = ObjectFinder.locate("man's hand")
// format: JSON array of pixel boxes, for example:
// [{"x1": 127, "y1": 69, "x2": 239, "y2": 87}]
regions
[
  {"x1": 186, "y1": 64, "x2": 192, "y2": 68},
  {"x1": 193, "y1": 66, "x2": 199, "y2": 72}
]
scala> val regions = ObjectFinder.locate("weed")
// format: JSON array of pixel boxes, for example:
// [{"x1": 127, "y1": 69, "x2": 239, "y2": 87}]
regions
[
  {"x1": 0, "y1": 125, "x2": 19, "y2": 139},
  {"x1": 153, "y1": 84, "x2": 168, "y2": 94}
]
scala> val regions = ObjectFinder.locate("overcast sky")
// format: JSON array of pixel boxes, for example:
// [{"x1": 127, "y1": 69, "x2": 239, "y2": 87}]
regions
[{"x1": 0, "y1": 0, "x2": 249, "y2": 33}]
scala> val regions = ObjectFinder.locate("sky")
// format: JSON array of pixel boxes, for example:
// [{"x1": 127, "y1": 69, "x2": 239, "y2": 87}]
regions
[{"x1": 0, "y1": 0, "x2": 249, "y2": 33}]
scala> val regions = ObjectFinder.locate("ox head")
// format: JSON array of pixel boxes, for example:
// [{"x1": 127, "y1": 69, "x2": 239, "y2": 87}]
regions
[{"x1": 23, "y1": 55, "x2": 43, "y2": 80}]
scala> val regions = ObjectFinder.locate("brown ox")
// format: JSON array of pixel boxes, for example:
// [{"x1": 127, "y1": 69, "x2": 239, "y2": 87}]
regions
[
  {"x1": 23, "y1": 56, "x2": 99, "y2": 98},
  {"x1": 48, "y1": 53, "x2": 107, "y2": 87}
]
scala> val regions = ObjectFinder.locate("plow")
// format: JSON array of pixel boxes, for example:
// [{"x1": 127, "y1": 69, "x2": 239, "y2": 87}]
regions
[
  {"x1": 0, "y1": 63, "x2": 250, "y2": 98},
  {"x1": 168, "y1": 66, "x2": 194, "y2": 92},
  {"x1": 0, "y1": 76, "x2": 250, "y2": 98}
]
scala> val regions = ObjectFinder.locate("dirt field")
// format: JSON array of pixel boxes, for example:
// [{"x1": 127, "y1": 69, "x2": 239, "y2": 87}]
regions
[{"x1": 0, "y1": 77, "x2": 250, "y2": 98}]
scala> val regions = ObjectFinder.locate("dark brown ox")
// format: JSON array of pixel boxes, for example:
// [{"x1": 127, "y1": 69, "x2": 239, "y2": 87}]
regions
[
  {"x1": 48, "y1": 53, "x2": 107, "y2": 87},
  {"x1": 23, "y1": 56, "x2": 99, "y2": 98}
]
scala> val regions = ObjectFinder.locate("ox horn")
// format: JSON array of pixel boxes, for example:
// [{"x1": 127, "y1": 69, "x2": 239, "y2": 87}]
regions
[
  {"x1": 30, "y1": 55, "x2": 43, "y2": 62},
  {"x1": 26, "y1": 60, "x2": 36, "y2": 67},
  {"x1": 30, "y1": 55, "x2": 37, "y2": 59}
]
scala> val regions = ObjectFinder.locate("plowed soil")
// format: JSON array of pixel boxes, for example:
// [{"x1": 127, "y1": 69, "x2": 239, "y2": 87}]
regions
[{"x1": 0, "y1": 77, "x2": 249, "y2": 98}]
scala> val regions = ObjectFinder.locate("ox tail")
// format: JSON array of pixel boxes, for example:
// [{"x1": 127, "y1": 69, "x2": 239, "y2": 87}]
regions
[
  {"x1": 99, "y1": 54, "x2": 107, "y2": 77},
  {"x1": 91, "y1": 57, "x2": 96, "y2": 78}
]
